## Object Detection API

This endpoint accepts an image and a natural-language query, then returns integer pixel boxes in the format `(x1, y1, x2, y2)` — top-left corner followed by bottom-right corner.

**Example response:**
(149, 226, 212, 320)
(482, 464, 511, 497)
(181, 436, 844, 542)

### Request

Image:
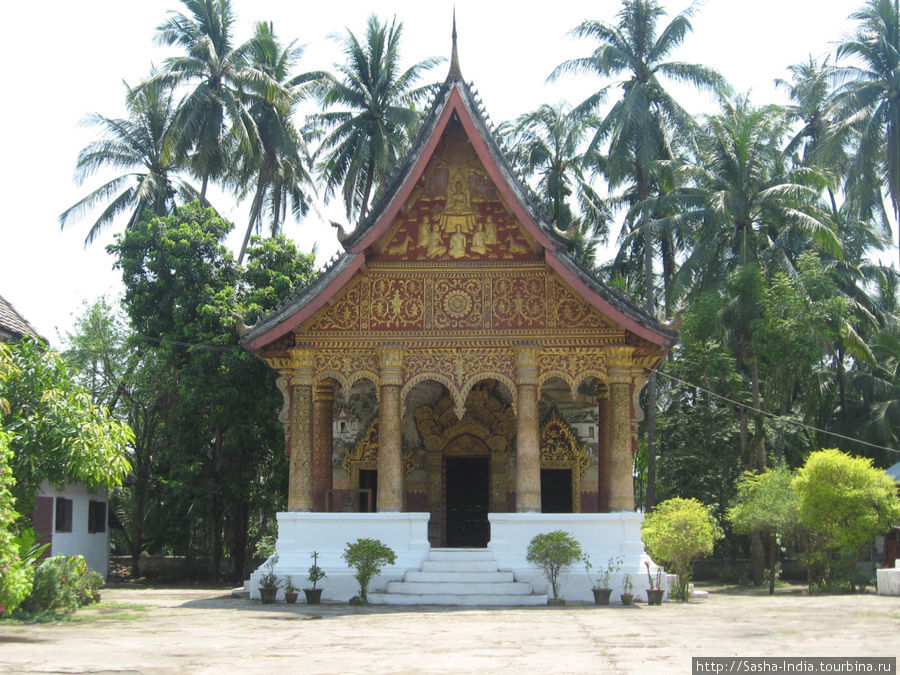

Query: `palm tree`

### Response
(229, 22, 322, 263)
(152, 0, 273, 200)
(504, 103, 609, 267)
(834, 0, 900, 266)
(59, 79, 199, 245)
(312, 14, 441, 220)
(552, 0, 727, 509)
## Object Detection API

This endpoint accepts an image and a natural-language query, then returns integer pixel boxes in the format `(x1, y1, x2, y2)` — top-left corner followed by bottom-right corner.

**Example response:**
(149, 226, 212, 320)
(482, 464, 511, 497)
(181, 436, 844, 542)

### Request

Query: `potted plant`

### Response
(343, 538, 396, 604)
(526, 531, 583, 605)
(584, 554, 623, 605)
(304, 550, 326, 604)
(258, 555, 281, 604)
(620, 573, 634, 605)
(284, 576, 299, 604)
(645, 561, 665, 605)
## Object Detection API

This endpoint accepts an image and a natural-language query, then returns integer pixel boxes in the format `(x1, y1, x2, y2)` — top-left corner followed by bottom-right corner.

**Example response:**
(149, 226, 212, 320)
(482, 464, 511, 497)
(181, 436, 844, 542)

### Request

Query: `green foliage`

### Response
(0, 338, 133, 514)
(642, 498, 720, 601)
(728, 465, 799, 537)
(584, 554, 623, 589)
(0, 428, 33, 616)
(257, 555, 280, 591)
(526, 531, 583, 603)
(792, 448, 900, 589)
(18, 555, 102, 620)
(342, 538, 396, 603)
(307, 551, 326, 589)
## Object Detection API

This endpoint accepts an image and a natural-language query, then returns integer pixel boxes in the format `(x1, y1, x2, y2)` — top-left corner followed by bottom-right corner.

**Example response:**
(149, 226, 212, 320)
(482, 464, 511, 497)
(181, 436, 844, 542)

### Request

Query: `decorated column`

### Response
(288, 347, 315, 511)
(515, 345, 541, 512)
(377, 345, 405, 512)
(597, 384, 611, 512)
(605, 344, 635, 512)
(312, 381, 335, 511)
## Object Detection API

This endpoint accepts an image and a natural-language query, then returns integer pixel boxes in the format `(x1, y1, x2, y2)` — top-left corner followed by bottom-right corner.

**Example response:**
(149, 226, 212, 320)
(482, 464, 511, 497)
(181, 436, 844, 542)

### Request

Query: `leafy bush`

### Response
(0, 429, 34, 616)
(526, 531, 583, 603)
(642, 497, 720, 601)
(342, 538, 396, 603)
(19, 555, 102, 619)
(792, 449, 900, 590)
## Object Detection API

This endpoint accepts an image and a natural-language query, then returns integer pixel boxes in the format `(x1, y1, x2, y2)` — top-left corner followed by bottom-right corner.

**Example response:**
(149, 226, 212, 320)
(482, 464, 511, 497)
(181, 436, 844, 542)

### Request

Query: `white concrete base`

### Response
(248, 512, 429, 601)
(488, 512, 668, 603)
(876, 567, 900, 596)
(247, 511, 667, 604)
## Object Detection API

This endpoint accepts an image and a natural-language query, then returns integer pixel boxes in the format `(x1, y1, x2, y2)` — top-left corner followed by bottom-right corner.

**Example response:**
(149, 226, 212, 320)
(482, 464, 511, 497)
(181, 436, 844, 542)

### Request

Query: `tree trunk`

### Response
(638, 169, 658, 512)
(768, 532, 777, 595)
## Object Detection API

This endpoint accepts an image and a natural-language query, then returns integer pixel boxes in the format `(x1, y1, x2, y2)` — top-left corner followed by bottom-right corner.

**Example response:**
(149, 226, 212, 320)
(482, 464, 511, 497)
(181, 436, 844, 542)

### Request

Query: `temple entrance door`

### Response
(445, 456, 490, 547)
(541, 469, 573, 513)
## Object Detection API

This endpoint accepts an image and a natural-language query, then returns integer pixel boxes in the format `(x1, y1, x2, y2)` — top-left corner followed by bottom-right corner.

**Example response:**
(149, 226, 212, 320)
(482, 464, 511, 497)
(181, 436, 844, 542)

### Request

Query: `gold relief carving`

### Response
(540, 408, 591, 512)
(288, 382, 313, 510)
(493, 276, 545, 328)
(377, 345, 406, 387)
(310, 284, 362, 332)
(342, 418, 415, 508)
(370, 278, 424, 329)
(275, 375, 291, 426)
(605, 344, 635, 384)
(515, 345, 541, 385)
(539, 349, 607, 391)
(314, 352, 378, 393)
(552, 280, 612, 330)
(632, 373, 649, 424)
(432, 277, 483, 329)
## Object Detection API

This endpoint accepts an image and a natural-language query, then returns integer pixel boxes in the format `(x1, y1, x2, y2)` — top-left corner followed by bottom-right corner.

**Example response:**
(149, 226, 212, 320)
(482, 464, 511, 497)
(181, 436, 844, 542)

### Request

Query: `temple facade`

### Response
(242, 36, 675, 603)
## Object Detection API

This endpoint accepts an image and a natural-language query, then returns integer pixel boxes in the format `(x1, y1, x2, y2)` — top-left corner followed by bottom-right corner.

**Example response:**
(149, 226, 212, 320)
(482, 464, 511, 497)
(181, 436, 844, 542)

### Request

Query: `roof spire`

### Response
(448, 7, 462, 82)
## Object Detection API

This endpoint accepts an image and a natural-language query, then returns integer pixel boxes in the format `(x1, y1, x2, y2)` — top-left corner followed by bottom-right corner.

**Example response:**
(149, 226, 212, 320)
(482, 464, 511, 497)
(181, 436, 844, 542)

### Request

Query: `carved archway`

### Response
(342, 418, 415, 511)
(539, 407, 590, 512)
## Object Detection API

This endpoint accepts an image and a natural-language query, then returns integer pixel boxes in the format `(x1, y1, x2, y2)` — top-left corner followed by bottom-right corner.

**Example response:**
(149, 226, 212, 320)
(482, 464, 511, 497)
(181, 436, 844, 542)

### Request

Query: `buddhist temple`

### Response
(242, 23, 675, 604)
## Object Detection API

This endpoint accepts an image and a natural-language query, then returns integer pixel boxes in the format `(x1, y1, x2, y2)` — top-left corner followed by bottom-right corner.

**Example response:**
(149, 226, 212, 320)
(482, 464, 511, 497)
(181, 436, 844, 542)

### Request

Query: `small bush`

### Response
(342, 538, 396, 603)
(526, 531, 583, 603)
(19, 555, 101, 619)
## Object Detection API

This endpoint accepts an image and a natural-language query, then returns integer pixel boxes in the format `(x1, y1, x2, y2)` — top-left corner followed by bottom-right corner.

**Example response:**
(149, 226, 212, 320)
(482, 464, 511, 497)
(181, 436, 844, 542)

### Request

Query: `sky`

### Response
(0, 0, 871, 347)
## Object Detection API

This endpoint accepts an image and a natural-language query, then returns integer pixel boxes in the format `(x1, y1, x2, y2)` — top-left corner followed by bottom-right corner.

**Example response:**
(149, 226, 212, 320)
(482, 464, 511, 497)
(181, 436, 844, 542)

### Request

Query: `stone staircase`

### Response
(369, 548, 547, 606)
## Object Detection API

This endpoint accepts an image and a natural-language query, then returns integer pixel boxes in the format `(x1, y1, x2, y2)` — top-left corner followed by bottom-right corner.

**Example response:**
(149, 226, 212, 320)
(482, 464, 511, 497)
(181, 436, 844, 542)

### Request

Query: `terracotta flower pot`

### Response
(620, 592, 634, 605)
(284, 591, 299, 604)
(592, 588, 613, 605)
(646, 588, 665, 605)
(259, 587, 278, 604)
(304, 588, 323, 604)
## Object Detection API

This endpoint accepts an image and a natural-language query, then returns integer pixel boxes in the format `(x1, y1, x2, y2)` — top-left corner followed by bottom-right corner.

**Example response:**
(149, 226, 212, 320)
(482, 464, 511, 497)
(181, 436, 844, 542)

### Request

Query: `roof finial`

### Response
(448, 7, 462, 82)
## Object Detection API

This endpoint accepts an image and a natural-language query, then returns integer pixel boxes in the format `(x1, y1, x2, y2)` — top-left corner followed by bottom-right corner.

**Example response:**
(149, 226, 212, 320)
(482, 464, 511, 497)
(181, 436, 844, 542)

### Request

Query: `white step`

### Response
(386, 581, 534, 595)
(427, 548, 495, 561)
(404, 570, 514, 583)
(369, 592, 549, 606)
(421, 560, 500, 572)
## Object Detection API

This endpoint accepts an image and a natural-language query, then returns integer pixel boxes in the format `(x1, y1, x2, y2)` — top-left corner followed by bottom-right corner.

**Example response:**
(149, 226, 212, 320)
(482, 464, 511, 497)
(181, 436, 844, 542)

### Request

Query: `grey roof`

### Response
(0, 294, 41, 342)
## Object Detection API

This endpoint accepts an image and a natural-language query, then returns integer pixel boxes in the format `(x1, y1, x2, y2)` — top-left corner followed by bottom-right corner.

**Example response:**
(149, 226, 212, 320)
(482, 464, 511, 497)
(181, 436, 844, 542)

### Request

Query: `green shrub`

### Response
(526, 531, 583, 603)
(19, 554, 102, 619)
(0, 429, 34, 616)
(342, 538, 396, 603)
(642, 497, 720, 601)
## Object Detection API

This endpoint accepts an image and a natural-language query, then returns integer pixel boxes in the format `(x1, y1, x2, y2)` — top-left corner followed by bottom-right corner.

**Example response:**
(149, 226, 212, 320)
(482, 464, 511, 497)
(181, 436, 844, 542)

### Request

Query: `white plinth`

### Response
(248, 512, 430, 601)
(488, 512, 666, 602)
(876, 567, 900, 596)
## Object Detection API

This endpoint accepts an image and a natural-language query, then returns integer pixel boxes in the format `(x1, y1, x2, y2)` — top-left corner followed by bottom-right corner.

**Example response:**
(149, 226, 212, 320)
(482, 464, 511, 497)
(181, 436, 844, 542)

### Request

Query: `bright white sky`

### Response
(0, 0, 872, 346)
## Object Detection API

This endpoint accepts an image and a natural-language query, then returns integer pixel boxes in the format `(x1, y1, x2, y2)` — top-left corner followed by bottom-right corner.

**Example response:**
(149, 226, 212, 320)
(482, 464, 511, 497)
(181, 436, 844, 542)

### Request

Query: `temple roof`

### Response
(0, 294, 41, 342)
(243, 29, 676, 351)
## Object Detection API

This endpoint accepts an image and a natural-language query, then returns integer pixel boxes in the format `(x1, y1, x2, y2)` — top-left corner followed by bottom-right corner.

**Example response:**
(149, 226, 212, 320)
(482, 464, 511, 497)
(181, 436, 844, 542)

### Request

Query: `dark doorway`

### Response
(358, 469, 377, 512)
(445, 456, 490, 547)
(541, 469, 573, 513)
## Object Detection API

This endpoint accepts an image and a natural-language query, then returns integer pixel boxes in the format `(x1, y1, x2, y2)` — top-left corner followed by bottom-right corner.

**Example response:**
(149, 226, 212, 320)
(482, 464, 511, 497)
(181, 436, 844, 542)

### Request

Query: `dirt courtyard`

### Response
(1, 586, 897, 674)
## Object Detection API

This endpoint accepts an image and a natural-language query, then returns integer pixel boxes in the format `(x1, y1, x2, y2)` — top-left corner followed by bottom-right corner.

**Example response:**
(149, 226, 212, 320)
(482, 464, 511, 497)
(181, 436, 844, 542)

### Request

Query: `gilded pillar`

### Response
(515, 345, 541, 513)
(597, 384, 611, 513)
(312, 382, 335, 512)
(287, 348, 315, 512)
(377, 346, 405, 512)
(606, 344, 635, 512)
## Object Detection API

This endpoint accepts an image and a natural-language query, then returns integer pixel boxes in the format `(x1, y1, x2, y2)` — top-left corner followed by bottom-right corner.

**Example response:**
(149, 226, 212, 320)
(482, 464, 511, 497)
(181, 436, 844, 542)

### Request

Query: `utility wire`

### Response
(130, 332, 899, 456)
(656, 369, 900, 456)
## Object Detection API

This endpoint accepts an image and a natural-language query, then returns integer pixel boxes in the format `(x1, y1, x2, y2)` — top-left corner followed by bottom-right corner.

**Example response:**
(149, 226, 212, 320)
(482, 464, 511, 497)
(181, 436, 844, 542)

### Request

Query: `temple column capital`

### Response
(377, 345, 406, 386)
(514, 343, 541, 386)
(604, 343, 635, 385)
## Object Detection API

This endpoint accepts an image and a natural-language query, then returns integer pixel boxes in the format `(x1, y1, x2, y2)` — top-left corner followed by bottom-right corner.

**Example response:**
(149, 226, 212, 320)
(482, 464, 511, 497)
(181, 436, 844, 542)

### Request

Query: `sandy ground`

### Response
(0, 586, 897, 674)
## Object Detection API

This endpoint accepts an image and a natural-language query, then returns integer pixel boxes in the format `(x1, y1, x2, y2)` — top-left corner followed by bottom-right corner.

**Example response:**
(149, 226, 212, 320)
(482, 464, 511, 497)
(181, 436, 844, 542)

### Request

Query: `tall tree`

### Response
(504, 103, 609, 267)
(552, 0, 727, 509)
(312, 14, 441, 220)
(229, 22, 322, 263)
(152, 0, 271, 200)
(834, 0, 900, 265)
(59, 79, 198, 245)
